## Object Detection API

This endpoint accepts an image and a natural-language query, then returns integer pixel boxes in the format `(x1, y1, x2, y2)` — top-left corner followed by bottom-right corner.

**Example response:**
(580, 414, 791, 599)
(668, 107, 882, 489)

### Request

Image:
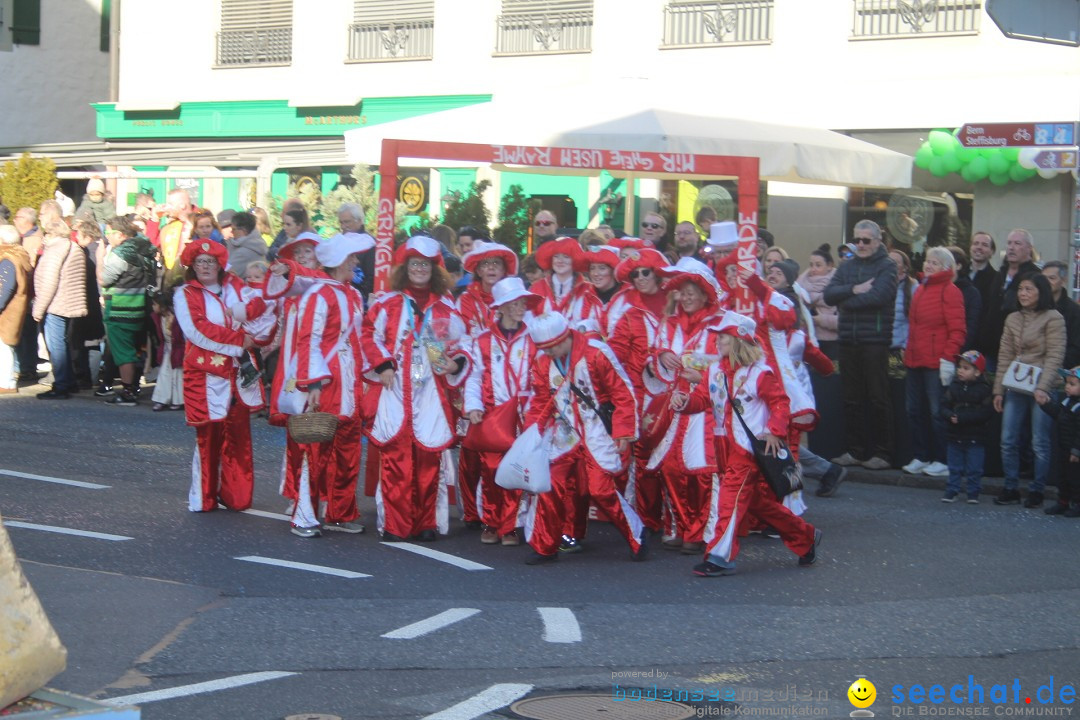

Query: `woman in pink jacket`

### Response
(901, 247, 966, 478)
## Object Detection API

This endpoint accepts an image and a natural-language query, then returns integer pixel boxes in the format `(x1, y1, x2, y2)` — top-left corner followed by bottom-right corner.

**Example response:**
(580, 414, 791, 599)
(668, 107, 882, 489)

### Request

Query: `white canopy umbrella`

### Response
(344, 93, 912, 188)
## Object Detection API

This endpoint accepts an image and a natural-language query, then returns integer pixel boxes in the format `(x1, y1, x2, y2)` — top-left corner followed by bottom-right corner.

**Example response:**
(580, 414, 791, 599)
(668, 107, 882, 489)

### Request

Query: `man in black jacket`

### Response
(824, 219, 898, 470)
(974, 229, 1039, 370)
(1042, 261, 1080, 370)
(968, 231, 997, 311)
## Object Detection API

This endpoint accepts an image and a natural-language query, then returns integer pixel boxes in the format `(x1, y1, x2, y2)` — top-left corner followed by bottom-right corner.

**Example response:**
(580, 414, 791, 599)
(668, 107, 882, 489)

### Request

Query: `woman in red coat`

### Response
(902, 247, 966, 478)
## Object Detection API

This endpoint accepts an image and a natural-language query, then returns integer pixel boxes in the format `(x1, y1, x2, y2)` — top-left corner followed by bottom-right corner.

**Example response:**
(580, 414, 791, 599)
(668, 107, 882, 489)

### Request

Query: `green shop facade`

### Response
(91, 95, 646, 234)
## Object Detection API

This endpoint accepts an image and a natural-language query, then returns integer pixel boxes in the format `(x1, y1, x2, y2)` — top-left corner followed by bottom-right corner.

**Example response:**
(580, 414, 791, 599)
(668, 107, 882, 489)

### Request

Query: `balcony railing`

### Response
(852, 0, 981, 39)
(662, 1, 773, 47)
(348, 19, 434, 62)
(216, 26, 292, 67)
(495, 10, 592, 55)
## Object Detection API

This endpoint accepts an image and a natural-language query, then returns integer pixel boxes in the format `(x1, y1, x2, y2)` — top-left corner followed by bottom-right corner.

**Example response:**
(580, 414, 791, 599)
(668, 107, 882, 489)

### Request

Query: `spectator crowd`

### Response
(2, 183, 1079, 579)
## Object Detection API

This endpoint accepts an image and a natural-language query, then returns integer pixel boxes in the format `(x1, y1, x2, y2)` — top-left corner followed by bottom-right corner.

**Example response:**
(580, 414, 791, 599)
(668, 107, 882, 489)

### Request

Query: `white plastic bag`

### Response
(495, 424, 553, 494)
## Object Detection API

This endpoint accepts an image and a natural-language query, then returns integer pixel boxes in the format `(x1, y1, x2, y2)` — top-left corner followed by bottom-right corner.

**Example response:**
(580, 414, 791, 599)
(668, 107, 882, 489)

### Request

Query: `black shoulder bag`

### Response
(724, 374, 803, 500)
(568, 381, 615, 436)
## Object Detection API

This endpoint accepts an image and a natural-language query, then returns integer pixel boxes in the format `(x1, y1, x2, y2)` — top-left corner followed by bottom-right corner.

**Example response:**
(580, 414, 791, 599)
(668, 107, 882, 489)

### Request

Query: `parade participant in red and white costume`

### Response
(647, 257, 724, 553)
(607, 236, 649, 261)
(283, 233, 373, 537)
(458, 241, 516, 337)
(521, 312, 646, 565)
(455, 241, 517, 528)
(361, 236, 471, 542)
(264, 231, 323, 511)
(605, 247, 671, 530)
(670, 310, 821, 577)
(584, 246, 623, 312)
(463, 277, 543, 545)
(174, 239, 275, 512)
(529, 237, 602, 328)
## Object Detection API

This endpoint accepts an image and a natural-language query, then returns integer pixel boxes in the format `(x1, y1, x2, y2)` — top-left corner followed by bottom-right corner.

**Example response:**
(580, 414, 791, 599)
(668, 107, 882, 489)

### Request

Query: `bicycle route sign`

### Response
(959, 122, 1077, 148)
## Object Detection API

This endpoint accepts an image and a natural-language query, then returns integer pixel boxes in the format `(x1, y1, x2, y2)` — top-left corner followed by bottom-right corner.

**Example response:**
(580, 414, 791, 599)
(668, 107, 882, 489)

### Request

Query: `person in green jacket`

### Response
(100, 215, 156, 405)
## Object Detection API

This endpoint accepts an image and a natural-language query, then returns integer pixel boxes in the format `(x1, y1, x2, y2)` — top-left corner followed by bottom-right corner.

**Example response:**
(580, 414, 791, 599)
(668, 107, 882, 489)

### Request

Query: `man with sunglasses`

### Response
(533, 210, 559, 246)
(640, 212, 668, 253)
(824, 219, 898, 471)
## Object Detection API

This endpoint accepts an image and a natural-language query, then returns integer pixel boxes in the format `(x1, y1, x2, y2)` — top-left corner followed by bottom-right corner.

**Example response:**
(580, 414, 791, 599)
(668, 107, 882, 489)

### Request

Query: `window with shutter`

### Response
(495, 0, 593, 55)
(661, 1, 773, 47)
(348, 0, 434, 62)
(216, 0, 292, 67)
(12, 0, 40, 46)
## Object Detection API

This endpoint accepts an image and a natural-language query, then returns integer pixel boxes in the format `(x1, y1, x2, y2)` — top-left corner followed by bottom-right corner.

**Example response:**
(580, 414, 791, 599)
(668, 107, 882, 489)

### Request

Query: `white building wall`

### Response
(0, 0, 109, 147)
(115, 0, 1080, 132)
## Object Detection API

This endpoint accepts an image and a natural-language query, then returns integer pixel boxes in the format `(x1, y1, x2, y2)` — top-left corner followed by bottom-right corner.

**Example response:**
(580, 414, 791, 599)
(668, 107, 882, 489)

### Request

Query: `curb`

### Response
(838, 466, 1059, 501)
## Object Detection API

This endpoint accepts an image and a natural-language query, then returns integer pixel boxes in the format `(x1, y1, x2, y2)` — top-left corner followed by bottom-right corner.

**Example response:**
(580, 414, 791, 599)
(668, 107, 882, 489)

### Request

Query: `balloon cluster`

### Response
(914, 129, 1039, 186)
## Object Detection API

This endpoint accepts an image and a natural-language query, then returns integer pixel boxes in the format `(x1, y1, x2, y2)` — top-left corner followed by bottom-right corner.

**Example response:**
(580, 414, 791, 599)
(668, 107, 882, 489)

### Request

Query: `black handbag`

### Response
(725, 375, 804, 500)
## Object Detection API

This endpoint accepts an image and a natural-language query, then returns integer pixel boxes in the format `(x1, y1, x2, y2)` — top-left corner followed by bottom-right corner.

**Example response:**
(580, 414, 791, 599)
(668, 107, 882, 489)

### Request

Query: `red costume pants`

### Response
(626, 444, 664, 532)
(704, 455, 815, 568)
(478, 451, 522, 536)
(660, 456, 715, 544)
(190, 401, 253, 512)
(377, 440, 441, 538)
(457, 447, 483, 524)
(529, 446, 644, 557)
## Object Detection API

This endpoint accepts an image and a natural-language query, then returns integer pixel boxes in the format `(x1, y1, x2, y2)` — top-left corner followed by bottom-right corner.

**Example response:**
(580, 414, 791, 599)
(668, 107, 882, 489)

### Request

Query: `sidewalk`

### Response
(839, 464, 1058, 501)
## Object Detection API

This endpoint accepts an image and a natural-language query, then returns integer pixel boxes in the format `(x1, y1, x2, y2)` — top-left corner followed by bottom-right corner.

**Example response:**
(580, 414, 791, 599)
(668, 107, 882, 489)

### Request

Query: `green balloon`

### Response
(942, 154, 962, 173)
(960, 165, 978, 183)
(980, 148, 998, 158)
(967, 156, 989, 180)
(957, 146, 977, 162)
(929, 130, 955, 156)
(929, 156, 947, 177)
(988, 154, 1010, 175)
(914, 145, 934, 169)
(989, 172, 1010, 186)
(1018, 166, 1038, 180)
(1002, 147, 1021, 162)
(1009, 164, 1028, 182)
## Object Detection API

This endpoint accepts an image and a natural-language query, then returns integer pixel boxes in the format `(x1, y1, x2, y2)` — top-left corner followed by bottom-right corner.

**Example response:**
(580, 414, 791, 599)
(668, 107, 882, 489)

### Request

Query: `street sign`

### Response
(959, 122, 1077, 148)
(987, 0, 1080, 47)
(1033, 150, 1078, 170)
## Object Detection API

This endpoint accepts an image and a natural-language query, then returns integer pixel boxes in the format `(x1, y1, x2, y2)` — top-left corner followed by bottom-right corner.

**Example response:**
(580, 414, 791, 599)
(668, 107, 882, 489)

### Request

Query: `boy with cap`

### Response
(522, 312, 647, 565)
(939, 350, 993, 503)
(1039, 366, 1080, 517)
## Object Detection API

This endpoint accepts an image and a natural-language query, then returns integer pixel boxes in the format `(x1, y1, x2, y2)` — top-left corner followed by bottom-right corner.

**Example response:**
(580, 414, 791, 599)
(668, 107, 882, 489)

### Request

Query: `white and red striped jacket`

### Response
(294, 279, 366, 419)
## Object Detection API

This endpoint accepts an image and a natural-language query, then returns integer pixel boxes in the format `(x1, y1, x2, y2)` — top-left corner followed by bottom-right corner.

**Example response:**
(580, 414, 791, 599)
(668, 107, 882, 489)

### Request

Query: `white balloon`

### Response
(1037, 167, 1060, 179)
(1017, 148, 1039, 170)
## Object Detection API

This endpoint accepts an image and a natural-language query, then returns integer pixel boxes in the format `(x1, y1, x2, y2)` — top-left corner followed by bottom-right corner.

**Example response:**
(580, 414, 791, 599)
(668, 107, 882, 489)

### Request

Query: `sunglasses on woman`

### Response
(629, 268, 653, 280)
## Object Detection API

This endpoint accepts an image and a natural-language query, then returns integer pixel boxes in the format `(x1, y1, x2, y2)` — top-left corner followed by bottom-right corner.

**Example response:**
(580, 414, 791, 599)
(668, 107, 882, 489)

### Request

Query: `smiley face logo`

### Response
(848, 677, 876, 709)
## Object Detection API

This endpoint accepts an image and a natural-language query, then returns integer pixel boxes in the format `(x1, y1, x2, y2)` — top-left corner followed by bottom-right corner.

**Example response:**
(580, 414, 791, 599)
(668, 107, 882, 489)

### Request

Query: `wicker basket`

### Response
(287, 412, 339, 444)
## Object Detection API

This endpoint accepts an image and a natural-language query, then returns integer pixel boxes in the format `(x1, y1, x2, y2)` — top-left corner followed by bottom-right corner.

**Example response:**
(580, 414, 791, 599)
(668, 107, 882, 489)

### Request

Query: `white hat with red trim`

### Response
(615, 247, 668, 283)
(462, 240, 518, 276)
(491, 276, 543, 310)
(582, 245, 621, 269)
(278, 231, 321, 261)
(316, 232, 376, 268)
(706, 222, 738, 249)
(712, 310, 757, 340)
(535, 237, 583, 271)
(528, 312, 572, 349)
(394, 235, 445, 268)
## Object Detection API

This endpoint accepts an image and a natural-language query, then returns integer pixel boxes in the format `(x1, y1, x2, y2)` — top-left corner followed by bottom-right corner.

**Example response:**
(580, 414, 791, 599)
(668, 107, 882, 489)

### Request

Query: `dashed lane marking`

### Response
(421, 683, 535, 720)
(381, 608, 481, 639)
(233, 555, 371, 579)
(241, 508, 292, 522)
(381, 542, 493, 571)
(537, 607, 582, 643)
(3, 521, 132, 541)
(100, 671, 298, 706)
(0, 468, 109, 489)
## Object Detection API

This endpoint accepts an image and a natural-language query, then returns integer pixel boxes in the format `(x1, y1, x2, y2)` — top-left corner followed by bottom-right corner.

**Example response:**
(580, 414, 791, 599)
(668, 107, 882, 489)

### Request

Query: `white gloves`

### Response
(939, 359, 956, 386)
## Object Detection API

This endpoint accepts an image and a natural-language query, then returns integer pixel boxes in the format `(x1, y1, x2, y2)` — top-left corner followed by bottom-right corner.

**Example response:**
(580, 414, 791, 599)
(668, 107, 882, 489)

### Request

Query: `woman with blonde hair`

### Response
(762, 246, 789, 271)
(672, 310, 820, 577)
(251, 207, 274, 246)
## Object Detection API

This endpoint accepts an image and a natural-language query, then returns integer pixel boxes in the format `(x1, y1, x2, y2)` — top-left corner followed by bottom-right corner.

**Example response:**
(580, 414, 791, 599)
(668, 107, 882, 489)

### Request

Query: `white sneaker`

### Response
(922, 461, 949, 477)
(902, 459, 929, 474)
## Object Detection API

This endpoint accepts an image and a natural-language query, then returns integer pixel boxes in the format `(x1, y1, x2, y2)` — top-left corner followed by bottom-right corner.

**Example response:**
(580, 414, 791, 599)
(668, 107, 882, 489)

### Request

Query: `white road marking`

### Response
(381, 542, 493, 571)
(422, 683, 534, 720)
(241, 508, 292, 522)
(537, 607, 582, 643)
(381, 608, 481, 639)
(3, 521, 132, 542)
(233, 555, 370, 579)
(0, 468, 109, 489)
(101, 671, 297, 706)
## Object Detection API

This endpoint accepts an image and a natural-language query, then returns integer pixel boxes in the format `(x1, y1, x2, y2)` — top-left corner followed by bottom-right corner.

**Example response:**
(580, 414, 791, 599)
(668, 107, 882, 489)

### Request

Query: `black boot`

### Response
(1023, 491, 1044, 508)
(1045, 501, 1069, 515)
(993, 488, 1022, 505)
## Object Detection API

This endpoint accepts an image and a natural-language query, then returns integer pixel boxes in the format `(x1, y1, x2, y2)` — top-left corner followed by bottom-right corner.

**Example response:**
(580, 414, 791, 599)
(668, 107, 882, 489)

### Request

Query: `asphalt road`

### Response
(2, 387, 1079, 720)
